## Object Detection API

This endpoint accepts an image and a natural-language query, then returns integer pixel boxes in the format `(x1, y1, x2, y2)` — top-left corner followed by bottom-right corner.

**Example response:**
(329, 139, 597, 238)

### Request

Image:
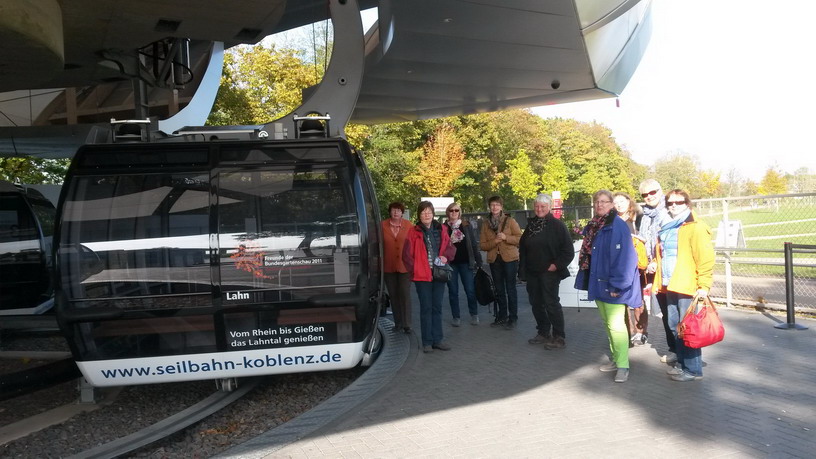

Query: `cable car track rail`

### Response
(67, 377, 261, 459)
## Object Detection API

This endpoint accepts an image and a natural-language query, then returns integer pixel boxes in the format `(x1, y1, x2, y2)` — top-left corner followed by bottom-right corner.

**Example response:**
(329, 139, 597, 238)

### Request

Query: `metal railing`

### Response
(703, 193, 816, 311)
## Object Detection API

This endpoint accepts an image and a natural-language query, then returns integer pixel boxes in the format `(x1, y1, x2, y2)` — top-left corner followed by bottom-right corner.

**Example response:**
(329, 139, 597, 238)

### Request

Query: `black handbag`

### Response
(432, 264, 453, 282)
(474, 266, 496, 305)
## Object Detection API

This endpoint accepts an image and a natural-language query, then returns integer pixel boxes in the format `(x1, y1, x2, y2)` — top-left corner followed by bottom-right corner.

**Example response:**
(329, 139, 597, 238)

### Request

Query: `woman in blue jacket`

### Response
(575, 190, 641, 383)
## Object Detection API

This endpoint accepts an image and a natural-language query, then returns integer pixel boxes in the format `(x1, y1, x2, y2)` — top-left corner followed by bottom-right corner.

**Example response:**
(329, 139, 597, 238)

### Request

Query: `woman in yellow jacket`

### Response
(654, 189, 715, 382)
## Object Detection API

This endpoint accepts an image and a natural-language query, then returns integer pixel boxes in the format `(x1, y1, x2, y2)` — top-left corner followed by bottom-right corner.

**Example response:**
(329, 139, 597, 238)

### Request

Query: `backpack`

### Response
(474, 266, 496, 305)
(633, 235, 648, 271)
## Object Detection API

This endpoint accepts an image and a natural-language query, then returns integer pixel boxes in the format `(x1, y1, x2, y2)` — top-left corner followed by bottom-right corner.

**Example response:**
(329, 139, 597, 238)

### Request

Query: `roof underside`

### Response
(0, 0, 651, 157)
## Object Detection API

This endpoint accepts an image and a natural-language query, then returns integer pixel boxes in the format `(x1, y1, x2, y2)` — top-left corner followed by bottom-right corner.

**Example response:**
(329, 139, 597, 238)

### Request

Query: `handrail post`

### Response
(775, 242, 808, 330)
(724, 251, 733, 307)
(722, 198, 733, 307)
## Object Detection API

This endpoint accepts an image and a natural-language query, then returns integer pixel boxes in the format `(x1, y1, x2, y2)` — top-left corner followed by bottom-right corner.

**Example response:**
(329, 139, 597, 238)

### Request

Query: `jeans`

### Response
(414, 280, 446, 346)
(447, 262, 478, 318)
(666, 291, 703, 376)
(646, 271, 675, 354)
(384, 272, 412, 329)
(656, 291, 676, 353)
(596, 300, 629, 369)
(490, 258, 518, 322)
(526, 271, 565, 338)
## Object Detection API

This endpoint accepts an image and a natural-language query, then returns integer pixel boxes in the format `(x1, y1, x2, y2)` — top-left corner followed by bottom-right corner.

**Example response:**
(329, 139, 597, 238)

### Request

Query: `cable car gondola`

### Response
(0, 180, 56, 315)
(53, 135, 382, 386)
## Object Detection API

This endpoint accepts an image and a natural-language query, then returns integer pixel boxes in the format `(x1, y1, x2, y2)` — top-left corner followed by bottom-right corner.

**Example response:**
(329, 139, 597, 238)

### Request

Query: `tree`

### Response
(698, 170, 722, 198)
(789, 167, 816, 193)
(653, 151, 703, 196)
(361, 124, 422, 216)
(539, 118, 639, 204)
(758, 167, 788, 195)
(723, 168, 743, 197)
(540, 155, 569, 200)
(207, 44, 322, 126)
(405, 124, 465, 197)
(0, 157, 71, 184)
(506, 149, 539, 209)
(744, 179, 759, 196)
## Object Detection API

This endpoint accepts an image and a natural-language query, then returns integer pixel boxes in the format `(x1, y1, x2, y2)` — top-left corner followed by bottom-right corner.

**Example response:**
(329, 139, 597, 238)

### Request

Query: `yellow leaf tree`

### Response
(758, 167, 789, 195)
(406, 124, 465, 196)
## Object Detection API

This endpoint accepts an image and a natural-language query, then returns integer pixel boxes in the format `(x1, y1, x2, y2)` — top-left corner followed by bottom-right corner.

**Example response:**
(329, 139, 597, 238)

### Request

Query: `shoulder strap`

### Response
(465, 224, 476, 268)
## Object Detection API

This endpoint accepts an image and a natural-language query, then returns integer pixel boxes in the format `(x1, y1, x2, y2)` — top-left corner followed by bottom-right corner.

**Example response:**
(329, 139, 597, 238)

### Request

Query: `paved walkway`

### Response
(222, 285, 816, 458)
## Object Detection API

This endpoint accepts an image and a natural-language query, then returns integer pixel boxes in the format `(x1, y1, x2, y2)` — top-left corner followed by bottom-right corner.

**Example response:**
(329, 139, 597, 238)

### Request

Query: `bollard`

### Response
(775, 242, 808, 330)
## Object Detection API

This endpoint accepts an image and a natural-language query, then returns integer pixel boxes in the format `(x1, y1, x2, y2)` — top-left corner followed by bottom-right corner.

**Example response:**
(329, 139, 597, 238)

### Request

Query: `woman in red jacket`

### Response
(403, 201, 456, 353)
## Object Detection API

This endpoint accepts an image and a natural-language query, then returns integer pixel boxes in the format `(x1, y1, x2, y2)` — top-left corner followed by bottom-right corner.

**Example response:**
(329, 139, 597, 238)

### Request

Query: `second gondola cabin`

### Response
(54, 137, 382, 386)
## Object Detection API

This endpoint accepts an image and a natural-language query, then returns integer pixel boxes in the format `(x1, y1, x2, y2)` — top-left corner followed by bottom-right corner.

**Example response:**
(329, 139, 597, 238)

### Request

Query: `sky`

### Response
(533, 0, 816, 182)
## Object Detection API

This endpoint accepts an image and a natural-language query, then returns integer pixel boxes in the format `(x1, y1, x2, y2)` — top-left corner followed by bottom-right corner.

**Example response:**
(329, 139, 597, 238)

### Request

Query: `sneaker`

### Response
(432, 342, 451, 351)
(640, 334, 648, 345)
(666, 366, 683, 376)
(470, 315, 480, 325)
(671, 371, 703, 382)
(660, 352, 678, 364)
(422, 345, 433, 353)
(451, 318, 461, 327)
(528, 334, 551, 345)
(503, 320, 516, 330)
(631, 332, 642, 344)
(614, 368, 630, 383)
(490, 318, 507, 327)
(544, 337, 566, 350)
(599, 362, 617, 372)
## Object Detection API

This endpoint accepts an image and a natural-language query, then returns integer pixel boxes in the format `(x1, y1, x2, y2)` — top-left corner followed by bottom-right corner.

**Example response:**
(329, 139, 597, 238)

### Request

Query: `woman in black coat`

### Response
(518, 193, 575, 350)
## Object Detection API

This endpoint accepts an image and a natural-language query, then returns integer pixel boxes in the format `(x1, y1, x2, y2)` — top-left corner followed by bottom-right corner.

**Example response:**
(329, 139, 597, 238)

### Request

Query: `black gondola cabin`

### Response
(54, 138, 382, 386)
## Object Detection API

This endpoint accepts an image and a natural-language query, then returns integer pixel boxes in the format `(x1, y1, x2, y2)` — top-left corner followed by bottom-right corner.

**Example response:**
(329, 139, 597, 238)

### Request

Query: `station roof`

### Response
(0, 0, 652, 157)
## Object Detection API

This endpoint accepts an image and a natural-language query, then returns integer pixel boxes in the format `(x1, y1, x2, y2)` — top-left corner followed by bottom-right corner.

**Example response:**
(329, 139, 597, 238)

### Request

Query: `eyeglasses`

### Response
(667, 200, 686, 206)
(449, 209, 460, 213)
(595, 200, 612, 205)
(641, 189, 660, 198)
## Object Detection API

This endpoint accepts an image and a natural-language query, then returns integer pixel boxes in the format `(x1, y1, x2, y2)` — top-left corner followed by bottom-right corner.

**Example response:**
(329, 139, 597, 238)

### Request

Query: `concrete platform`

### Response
(222, 281, 816, 458)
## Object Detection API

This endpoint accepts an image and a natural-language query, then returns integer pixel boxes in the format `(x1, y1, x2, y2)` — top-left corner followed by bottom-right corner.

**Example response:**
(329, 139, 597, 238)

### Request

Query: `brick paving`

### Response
(225, 286, 816, 458)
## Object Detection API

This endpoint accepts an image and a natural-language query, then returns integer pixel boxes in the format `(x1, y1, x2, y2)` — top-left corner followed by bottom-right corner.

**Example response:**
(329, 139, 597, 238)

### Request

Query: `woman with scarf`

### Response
(638, 178, 675, 364)
(443, 202, 483, 326)
(479, 195, 522, 329)
(518, 193, 575, 350)
(654, 189, 715, 382)
(382, 202, 414, 334)
(575, 190, 641, 383)
(403, 201, 457, 353)
(613, 191, 649, 347)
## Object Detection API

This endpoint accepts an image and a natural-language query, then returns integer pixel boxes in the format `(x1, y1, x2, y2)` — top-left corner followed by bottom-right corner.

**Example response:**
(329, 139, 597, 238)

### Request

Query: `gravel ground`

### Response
(1, 331, 76, 424)
(1, 331, 365, 458)
(0, 331, 69, 353)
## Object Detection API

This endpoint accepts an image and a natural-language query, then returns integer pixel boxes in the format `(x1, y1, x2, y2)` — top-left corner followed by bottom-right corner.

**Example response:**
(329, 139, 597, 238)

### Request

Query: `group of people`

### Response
(573, 180, 715, 383)
(381, 179, 715, 384)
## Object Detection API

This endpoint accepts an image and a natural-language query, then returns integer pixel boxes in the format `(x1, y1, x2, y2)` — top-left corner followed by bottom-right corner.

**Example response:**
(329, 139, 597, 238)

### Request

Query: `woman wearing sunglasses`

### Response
(638, 179, 675, 364)
(654, 190, 715, 382)
(443, 202, 483, 326)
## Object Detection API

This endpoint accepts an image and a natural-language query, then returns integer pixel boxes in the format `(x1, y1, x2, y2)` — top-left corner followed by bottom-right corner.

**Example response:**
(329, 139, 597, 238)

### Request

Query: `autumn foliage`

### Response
(405, 124, 465, 197)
